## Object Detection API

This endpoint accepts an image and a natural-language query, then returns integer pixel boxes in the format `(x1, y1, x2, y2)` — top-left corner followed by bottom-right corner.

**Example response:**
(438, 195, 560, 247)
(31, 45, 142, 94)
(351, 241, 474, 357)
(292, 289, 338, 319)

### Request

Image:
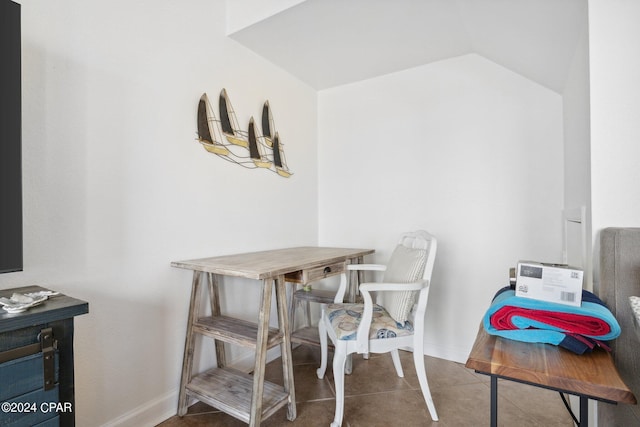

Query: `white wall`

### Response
(562, 12, 592, 286)
(1, 0, 318, 425)
(587, 4, 640, 424)
(318, 54, 565, 362)
(589, 0, 640, 283)
(589, 0, 640, 225)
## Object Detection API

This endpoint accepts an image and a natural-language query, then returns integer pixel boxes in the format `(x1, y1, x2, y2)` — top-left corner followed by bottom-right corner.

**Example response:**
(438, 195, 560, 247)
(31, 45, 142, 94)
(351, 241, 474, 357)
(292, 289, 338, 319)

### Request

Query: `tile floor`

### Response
(157, 345, 574, 426)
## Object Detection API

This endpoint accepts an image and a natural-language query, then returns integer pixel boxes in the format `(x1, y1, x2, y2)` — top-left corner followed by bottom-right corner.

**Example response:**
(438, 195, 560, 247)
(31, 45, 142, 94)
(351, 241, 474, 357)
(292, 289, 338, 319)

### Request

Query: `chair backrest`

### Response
(400, 230, 437, 283)
(380, 231, 437, 323)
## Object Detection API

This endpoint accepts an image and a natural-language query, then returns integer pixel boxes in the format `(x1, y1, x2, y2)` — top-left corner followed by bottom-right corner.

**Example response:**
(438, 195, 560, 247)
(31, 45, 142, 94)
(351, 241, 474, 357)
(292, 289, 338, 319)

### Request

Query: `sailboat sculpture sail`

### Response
(248, 117, 272, 168)
(219, 89, 249, 148)
(261, 100, 274, 148)
(197, 93, 229, 156)
(272, 132, 291, 178)
(262, 101, 292, 177)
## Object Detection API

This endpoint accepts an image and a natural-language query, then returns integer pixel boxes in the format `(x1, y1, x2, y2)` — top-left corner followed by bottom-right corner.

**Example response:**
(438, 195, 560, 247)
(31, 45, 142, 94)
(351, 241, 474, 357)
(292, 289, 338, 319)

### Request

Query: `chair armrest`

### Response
(333, 265, 387, 303)
(355, 279, 431, 353)
(335, 264, 386, 303)
(359, 280, 430, 293)
(347, 264, 387, 272)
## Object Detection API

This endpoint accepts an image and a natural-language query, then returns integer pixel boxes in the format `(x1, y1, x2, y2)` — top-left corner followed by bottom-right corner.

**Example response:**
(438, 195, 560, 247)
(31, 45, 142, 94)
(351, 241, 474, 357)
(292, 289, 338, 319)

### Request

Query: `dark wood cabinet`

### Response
(0, 286, 88, 426)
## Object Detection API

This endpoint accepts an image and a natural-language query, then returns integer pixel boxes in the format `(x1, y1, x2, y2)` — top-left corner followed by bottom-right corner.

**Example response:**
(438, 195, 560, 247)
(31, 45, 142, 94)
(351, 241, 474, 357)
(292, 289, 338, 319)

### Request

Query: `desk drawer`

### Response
(285, 262, 345, 284)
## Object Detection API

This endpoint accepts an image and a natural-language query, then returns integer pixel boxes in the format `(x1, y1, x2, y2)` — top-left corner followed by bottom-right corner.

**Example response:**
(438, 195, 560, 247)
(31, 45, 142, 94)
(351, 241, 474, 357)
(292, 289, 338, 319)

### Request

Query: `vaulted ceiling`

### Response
(229, 0, 588, 93)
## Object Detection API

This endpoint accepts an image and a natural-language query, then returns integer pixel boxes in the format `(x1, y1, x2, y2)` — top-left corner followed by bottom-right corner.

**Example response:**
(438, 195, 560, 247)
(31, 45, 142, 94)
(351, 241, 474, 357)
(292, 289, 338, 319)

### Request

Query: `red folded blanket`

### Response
(491, 305, 612, 336)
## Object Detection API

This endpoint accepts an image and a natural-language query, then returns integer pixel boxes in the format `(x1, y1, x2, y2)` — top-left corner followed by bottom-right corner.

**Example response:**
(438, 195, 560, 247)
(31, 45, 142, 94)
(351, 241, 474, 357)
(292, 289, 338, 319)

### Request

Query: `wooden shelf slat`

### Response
(194, 316, 283, 349)
(186, 367, 290, 424)
(293, 289, 335, 304)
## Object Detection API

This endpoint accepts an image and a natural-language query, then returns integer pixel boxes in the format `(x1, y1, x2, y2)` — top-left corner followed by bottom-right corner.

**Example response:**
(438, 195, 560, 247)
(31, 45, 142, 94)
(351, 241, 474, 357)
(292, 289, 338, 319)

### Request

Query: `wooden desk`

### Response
(465, 324, 636, 427)
(171, 247, 373, 426)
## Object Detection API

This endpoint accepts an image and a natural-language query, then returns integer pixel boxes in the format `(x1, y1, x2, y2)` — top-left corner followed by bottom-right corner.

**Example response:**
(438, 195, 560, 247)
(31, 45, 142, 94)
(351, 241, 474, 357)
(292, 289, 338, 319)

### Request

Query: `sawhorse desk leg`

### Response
(177, 272, 202, 416)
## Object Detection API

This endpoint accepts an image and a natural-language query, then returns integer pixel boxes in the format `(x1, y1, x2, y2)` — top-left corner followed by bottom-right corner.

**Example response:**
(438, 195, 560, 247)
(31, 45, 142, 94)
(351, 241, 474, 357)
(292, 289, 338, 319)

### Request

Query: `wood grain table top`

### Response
(171, 247, 374, 280)
(465, 324, 636, 404)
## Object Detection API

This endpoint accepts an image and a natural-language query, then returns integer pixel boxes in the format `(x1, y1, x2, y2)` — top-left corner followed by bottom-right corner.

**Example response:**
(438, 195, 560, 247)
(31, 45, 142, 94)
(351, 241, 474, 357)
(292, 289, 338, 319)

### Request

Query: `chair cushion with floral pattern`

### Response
(325, 303, 414, 341)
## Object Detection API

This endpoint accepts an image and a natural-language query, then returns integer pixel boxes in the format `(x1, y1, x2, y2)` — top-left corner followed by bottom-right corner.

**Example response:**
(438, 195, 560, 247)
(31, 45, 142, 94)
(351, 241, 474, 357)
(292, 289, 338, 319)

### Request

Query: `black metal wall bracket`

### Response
(39, 327, 56, 391)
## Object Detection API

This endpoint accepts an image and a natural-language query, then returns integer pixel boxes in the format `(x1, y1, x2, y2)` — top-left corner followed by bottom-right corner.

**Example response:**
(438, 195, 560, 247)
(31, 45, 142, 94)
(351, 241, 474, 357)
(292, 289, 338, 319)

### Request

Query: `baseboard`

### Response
(100, 388, 179, 427)
(425, 342, 470, 364)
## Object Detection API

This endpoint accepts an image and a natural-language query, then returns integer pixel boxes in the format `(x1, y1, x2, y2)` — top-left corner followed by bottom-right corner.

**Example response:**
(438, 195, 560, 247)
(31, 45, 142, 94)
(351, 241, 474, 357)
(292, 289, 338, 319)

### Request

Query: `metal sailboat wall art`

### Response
(195, 89, 293, 178)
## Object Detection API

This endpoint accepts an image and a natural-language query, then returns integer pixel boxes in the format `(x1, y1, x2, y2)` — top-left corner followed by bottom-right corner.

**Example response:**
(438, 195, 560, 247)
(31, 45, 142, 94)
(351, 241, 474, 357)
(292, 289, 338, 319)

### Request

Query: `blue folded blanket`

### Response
(483, 286, 621, 354)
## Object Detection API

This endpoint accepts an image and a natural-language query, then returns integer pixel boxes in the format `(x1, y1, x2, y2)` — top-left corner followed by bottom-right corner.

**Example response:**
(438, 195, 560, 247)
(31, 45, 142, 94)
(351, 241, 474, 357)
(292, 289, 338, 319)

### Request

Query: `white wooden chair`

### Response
(316, 230, 439, 426)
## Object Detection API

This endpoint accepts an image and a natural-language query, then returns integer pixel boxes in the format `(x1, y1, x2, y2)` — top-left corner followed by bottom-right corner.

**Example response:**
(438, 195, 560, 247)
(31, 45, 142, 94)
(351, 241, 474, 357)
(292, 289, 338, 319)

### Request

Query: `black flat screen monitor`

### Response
(0, 0, 23, 273)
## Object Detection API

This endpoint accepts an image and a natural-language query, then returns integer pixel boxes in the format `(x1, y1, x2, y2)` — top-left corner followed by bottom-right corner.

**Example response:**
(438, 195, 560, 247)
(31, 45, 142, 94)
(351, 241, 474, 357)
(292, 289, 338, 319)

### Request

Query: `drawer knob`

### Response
(324, 267, 332, 274)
